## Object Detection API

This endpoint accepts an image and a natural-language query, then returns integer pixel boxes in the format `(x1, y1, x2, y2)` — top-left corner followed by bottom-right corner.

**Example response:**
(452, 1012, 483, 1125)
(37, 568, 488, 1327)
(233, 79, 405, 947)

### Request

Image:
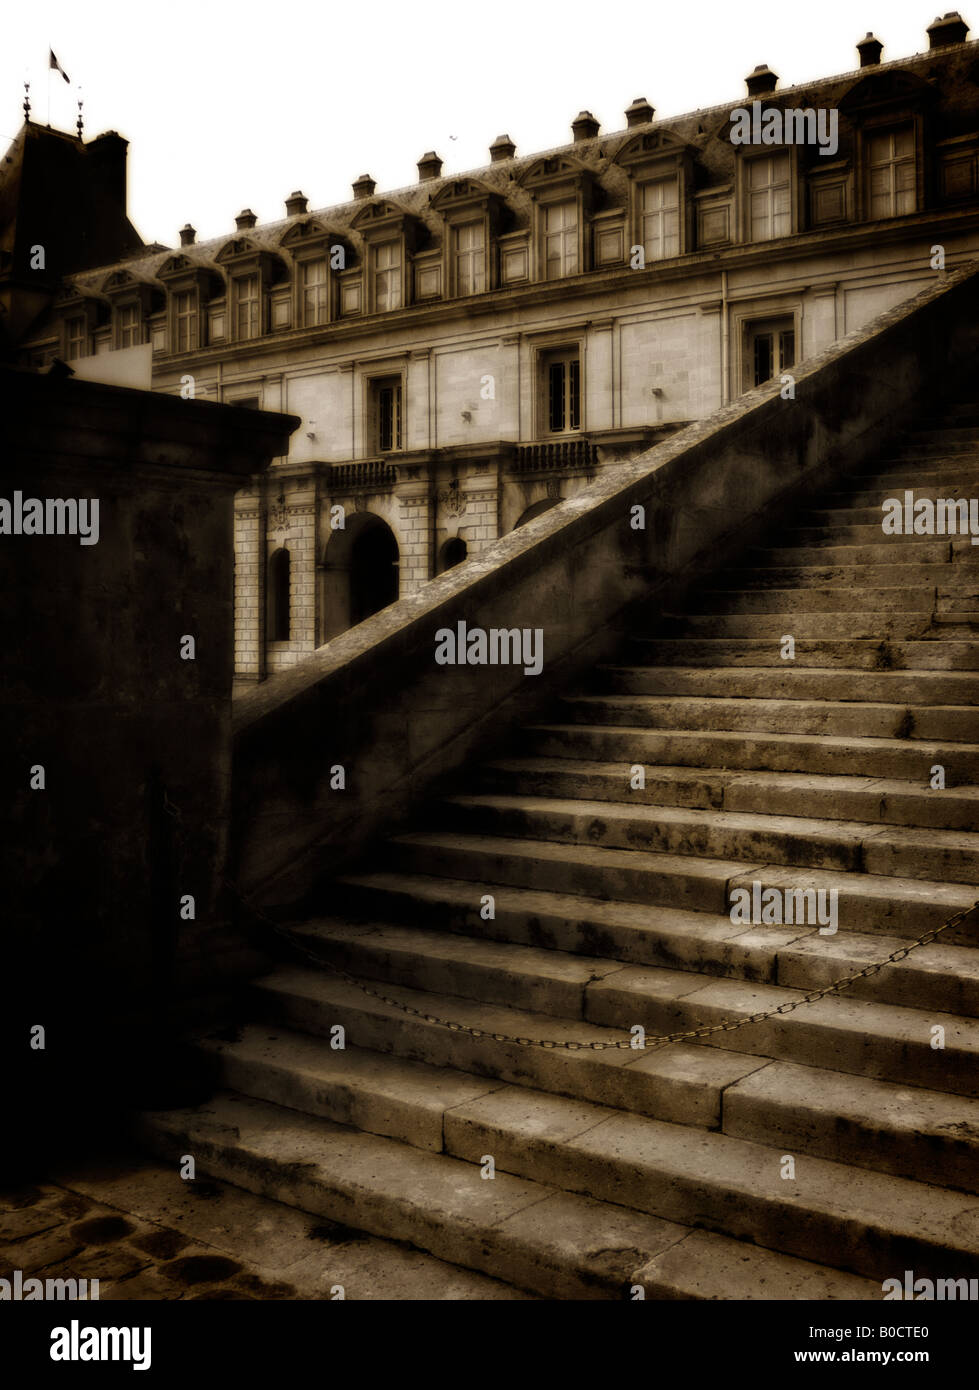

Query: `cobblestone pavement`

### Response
(0, 1151, 531, 1300)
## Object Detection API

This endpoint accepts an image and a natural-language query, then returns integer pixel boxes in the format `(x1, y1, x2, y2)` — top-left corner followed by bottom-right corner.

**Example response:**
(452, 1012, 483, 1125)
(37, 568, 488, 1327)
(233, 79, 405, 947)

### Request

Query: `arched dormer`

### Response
(215, 237, 287, 342)
(840, 69, 937, 221)
(516, 154, 596, 280)
(100, 268, 164, 350)
(349, 199, 423, 314)
(608, 129, 696, 265)
(429, 178, 508, 297)
(279, 219, 356, 326)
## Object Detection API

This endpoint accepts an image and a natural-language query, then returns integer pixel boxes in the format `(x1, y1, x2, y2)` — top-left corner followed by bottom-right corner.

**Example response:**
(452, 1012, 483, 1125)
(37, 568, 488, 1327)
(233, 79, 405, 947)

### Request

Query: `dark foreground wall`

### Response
(0, 366, 296, 1174)
(233, 261, 979, 911)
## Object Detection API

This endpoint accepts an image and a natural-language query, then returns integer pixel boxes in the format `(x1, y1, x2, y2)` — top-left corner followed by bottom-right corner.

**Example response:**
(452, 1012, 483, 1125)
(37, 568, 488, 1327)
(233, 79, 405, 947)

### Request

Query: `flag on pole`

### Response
(49, 50, 70, 83)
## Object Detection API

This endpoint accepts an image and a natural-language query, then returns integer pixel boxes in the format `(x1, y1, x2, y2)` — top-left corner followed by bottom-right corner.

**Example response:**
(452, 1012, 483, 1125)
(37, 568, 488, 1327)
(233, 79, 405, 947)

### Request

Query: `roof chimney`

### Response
(235, 208, 257, 230)
(417, 151, 443, 182)
(179, 223, 196, 246)
(352, 173, 376, 200)
(625, 97, 655, 128)
(490, 133, 516, 162)
(745, 64, 778, 97)
(856, 32, 884, 66)
(285, 190, 308, 216)
(927, 11, 970, 46)
(572, 110, 600, 142)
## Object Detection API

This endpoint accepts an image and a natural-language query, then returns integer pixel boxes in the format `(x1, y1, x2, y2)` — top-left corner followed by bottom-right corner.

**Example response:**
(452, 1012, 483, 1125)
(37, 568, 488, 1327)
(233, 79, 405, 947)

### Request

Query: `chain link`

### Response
(221, 865, 979, 1052)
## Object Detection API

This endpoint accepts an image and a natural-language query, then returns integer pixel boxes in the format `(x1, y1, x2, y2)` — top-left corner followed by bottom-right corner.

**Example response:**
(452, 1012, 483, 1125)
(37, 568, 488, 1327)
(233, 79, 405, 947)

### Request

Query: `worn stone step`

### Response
(558, 693, 979, 743)
(657, 610, 939, 639)
(723, 1060, 979, 1193)
(479, 755, 979, 831)
(522, 722, 979, 784)
(440, 1083, 979, 1282)
(137, 1092, 881, 1299)
(691, 585, 936, 615)
(626, 636, 979, 670)
(585, 966, 979, 1095)
(719, 563, 960, 590)
(438, 792, 979, 883)
(254, 967, 767, 1129)
(385, 829, 979, 938)
(597, 663, 979, 707)
(747, 541, 951, 566)
(335, 870, 979, 1013)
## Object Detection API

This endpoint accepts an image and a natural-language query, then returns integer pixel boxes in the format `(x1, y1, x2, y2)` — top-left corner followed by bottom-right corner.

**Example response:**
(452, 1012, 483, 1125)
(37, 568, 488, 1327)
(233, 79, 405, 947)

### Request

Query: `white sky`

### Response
(1, 1, 961, 247)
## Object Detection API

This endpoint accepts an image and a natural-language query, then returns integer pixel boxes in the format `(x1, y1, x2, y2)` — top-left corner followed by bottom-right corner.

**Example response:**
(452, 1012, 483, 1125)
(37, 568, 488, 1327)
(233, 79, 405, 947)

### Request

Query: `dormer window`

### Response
(746, 153, 791, 242)
(174, 290, 198, 352)
(640, 177, 680, 261)
(118, 302, 142, 348)
(65, 315, 87, 360)
(234, 274, 260, 339)
(453, 221, 486, 296)
(543, 200, 579, 279)
(868, 127, 916, 218)
(299, 257, 328, 326)
(373, 240, 402, 312)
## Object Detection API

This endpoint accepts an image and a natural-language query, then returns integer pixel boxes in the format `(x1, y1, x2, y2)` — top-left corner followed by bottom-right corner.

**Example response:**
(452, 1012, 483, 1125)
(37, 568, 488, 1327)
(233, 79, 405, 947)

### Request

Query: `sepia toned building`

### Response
(8, 11, 979, 681)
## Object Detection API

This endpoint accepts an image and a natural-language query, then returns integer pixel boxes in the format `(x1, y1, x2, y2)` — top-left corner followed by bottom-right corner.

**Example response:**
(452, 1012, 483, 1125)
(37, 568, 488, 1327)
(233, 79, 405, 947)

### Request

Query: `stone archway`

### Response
(513, 496, 562, 529)
(438, 536, 468, 573)
(319, 512, 400, 644)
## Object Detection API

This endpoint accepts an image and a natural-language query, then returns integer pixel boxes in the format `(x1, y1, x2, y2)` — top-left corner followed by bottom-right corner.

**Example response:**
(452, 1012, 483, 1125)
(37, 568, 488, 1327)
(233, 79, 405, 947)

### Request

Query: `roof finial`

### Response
(76, 96, 83, 139)
(23, 80, 31, 122)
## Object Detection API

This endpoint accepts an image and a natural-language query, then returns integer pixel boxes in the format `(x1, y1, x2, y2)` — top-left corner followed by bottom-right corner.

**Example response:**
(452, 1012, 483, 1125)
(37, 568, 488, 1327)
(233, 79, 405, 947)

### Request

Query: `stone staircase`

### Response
(143, 402, 979, 1300)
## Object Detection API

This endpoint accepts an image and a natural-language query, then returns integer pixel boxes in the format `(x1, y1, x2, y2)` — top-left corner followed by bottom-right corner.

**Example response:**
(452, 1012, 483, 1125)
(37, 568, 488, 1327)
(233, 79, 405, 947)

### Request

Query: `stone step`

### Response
(656, 611, 939, 639)
(557, 692, 979, 743)
(206, 1023, 979, 1199)
(521, 722, 979, 784)
(723, 1060, 979, 1194)
(336, 869, 979, 1013)
(437, 1082, 979, 1283)
(254, 967, 766, 1129)
(385, 829, 979, 938)
(714, 564, 961, 591)
(819, 481, 979, 510)
(846, 461, 979, 486)
(288, 919, 979, 1097)
(626, 636, 979, 670)
(747, 541, 951, 566)
(690, 585, 936, 615)
(479, 755, 979, 831)
(137, 1091, 882, 1298)
(436, 792, 979, 883)
(596, 663, 979, 707)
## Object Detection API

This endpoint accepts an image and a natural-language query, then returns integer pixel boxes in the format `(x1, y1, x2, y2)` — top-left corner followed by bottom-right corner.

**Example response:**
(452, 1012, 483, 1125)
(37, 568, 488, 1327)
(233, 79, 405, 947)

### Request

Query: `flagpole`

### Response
(47, 41, 51, 125)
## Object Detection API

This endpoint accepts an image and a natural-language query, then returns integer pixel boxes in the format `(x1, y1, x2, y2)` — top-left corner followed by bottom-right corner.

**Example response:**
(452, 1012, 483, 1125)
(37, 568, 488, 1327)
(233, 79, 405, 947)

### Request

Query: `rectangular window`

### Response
(641, 178, 680, 261)
(453, 221, 486, 296)
(746, 154, 791, 242)
(372, 377, 403, 452)
(235, 274, 260, 339)
(868, 128, 916, 219)
(119, 302, 141, 348)
(174, 291, 198, 352)
(65, 315, 86, 360)
(745, 316, 796, 389)
(543, 200, 578, 280)
(542, 348, 581, 434)
(300, 259, 328, 326)
(374, 240, 402, 312)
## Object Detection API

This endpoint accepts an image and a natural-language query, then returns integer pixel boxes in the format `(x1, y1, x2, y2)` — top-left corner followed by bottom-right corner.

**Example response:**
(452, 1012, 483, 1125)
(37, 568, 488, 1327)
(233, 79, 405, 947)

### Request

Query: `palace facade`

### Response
(8, 11, 979, 680)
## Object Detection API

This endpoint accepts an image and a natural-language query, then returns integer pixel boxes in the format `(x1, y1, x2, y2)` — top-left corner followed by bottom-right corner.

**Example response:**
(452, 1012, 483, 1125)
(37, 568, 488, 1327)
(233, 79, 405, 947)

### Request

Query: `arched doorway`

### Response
(514, 496, 562, 529)
(350, 519, 399, 626)
(438, 536, 467, 573)
(320, 512, 400, 643)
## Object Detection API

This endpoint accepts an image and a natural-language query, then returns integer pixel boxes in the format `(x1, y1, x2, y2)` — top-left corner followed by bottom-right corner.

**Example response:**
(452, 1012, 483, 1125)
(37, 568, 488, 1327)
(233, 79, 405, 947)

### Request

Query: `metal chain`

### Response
(220, 863, 979, 1052)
